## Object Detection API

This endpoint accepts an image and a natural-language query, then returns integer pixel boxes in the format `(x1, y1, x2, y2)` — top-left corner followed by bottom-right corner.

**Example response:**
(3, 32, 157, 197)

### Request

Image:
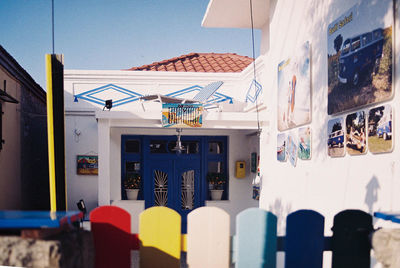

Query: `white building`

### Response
(203, 0, 400, 254)
(64, 53, 265, 233)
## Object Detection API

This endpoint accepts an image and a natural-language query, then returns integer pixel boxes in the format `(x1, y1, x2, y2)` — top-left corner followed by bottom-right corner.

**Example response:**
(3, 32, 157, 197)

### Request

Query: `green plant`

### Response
(206, 172, 226, 190)
(124, 173, 141, 189)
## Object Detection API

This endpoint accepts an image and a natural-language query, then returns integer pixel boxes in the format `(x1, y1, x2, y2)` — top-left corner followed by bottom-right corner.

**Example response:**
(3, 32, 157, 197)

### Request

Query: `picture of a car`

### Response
(376, 115, 392, 140)
(338, 28, 384, 86)
(328, 130, 344, 148)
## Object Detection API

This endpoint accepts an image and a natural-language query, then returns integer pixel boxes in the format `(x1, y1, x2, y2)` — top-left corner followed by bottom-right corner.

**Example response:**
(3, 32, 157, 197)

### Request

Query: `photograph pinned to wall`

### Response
(286, 133, 298, 167)
(277, 133, 287, 162)
(368, 105, 393, 154)
(77, 155, 98, 175)
(328, 117, 346, 157)
(298, 126, 311, 160)
(346, 111, 367, 155)
(277, 41, 311, 131)
(327, 0, 393, 115)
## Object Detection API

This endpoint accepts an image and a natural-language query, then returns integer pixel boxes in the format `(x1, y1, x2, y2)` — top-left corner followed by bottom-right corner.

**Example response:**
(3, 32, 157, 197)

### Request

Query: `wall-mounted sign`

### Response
(77, 155, 98, 175)
(327, 0, 393, 115)
(162, 103, 203, 128)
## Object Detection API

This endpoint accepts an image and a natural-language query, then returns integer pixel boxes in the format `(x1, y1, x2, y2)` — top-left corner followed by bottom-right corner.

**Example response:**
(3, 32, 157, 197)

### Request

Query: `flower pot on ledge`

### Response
(210, 189, 224, 200)
(126, 189, 139, 200)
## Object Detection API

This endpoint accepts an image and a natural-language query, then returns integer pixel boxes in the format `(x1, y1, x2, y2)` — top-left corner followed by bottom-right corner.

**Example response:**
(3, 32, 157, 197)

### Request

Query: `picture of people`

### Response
(368, 105, 393, 154)
(277, 133, 287, 162)
(298, 127, 311, 160)
(346, 111, 367, 155)
(286, 133, 298, 167)
(277, 41, 311, 131)
(328, 117, 345, 157)
(327, 0, 393, 115)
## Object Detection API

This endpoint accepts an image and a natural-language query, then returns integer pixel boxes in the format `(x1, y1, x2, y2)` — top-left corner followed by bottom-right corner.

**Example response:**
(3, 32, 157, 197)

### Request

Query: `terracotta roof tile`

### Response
(127, 53, 253, 73)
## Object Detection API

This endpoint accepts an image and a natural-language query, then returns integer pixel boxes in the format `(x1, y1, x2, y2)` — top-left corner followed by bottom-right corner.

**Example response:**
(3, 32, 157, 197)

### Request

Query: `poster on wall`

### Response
(77, 155, 98, 175)
(298, 126, 311, 160)
(346, 111, 367, 155)
(368, 105, 393, 154)
(286, 133, 298, 167)
(277, 133, 287, 162)
(327, 0, 393, 115)
(328, 117, 346, 157)
(277, 41, 311, 131)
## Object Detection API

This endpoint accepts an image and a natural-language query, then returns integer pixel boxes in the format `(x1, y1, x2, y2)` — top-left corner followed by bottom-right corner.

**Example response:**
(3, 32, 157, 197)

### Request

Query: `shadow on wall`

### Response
(268, 198, 292, 234)
(365, 175, 380, 214)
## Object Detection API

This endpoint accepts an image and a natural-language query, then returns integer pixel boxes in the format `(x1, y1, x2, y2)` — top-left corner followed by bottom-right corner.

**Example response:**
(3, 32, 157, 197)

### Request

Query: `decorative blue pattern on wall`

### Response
(246, 80, 263, 103)
(74, 83, 233, 107)
(74, 84, 143, 107)
(166, 85, 233, 105)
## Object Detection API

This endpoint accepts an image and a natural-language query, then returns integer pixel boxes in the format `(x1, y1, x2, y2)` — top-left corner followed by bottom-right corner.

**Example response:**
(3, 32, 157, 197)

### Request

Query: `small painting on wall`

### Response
(346, 111, 367, 155)
(298, 126, 311, 160)
(77, 155, 98, 175)
(286, 133, 298, 167)
(368, 105, 393, 154)
(327, 0, 393, 115)
(277, 41, 311, 131)
(328, 117, 346, 157)
(277, 133, 287, 162)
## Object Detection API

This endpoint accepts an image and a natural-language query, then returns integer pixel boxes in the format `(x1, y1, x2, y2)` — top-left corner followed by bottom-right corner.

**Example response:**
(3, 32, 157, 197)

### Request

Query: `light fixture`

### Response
(103, 99, 112, 111)
(171, 128, 186, 154)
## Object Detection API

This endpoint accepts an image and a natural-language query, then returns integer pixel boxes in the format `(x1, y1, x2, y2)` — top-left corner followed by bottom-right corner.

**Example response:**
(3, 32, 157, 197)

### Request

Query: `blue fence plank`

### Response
(331, 210, 373, 268)
(285, 210, 325, 268)
(235, 208, 277, 268)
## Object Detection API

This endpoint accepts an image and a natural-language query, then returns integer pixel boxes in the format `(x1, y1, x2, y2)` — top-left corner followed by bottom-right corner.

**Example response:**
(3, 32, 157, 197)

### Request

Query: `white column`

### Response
(98, 118, 111, 205)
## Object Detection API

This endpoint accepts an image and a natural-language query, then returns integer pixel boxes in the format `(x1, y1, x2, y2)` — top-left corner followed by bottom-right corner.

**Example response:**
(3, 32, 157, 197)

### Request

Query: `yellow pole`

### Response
(46, 54, 57, 212)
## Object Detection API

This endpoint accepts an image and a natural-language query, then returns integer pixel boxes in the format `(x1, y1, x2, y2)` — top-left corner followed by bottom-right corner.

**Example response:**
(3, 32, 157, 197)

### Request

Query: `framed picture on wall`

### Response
(77, 155, 98, 175)
(277, 41, 311, 131)
(368, 104, 393, 154)
(328, 117, 346, 157)
(298, 126, 311, 160)
(286, 133, 298, 167)
(345, 111, 367, 155)
(277, 133, 287, 162)
(327, 0, 393, 115)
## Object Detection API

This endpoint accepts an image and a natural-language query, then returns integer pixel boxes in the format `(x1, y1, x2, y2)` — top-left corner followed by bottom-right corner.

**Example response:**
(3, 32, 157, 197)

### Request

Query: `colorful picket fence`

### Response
(90, 206, 373, 268)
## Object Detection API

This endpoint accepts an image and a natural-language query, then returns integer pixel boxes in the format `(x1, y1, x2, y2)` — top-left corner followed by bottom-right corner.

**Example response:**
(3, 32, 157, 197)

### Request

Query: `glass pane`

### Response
(208, 141, 223, 154)
(125, 140, 140, 153)
(126, 161, 140, 172)
(168, 141, 199, 154)
(150, 140, 168, 153)
(181, 170, 194, 210)
(208, 161, 223, 173)
(154, 170, 168, 206)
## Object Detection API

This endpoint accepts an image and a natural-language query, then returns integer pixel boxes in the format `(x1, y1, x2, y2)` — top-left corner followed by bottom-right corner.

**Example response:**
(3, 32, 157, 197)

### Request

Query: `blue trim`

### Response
(246, 79, 263, 103)
(74, 84, 143, 107)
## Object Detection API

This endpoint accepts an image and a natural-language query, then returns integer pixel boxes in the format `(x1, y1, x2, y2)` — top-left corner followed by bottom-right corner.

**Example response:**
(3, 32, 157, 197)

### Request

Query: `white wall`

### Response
(258, 0, 399, 266)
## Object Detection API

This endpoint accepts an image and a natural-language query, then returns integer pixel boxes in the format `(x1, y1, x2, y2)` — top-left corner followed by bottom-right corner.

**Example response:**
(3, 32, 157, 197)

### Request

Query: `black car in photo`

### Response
(338, 28, 384, 86)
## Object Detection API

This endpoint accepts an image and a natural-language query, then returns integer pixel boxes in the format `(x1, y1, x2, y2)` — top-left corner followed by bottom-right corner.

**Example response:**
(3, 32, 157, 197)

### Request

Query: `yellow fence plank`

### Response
(139, 207, 181, 268)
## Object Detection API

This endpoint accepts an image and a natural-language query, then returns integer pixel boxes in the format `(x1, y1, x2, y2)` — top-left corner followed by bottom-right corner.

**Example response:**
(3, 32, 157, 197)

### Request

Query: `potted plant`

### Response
(207, 172, 226, 200)
(124, 173, 141, 200)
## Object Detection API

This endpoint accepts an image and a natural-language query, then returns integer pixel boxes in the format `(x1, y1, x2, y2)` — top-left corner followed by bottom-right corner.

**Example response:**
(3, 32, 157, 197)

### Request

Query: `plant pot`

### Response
(210, 189, 224, 200)
(126, 189, 139, 200)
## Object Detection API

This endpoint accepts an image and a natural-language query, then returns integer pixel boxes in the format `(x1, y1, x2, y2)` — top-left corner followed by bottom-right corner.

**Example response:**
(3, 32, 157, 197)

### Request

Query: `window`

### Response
(341, 40, 351, 55)
(351, 37, 361, 51)
(206, 137, 228, 200)
(150, 140, 168, 153)
(125, 140, 140, 153)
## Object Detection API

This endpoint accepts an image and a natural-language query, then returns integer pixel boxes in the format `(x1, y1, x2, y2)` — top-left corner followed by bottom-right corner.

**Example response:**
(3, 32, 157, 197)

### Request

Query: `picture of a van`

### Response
(338, 28, 384, 86)
(376, 115, 392, 140)
(328, 129, 344, 148)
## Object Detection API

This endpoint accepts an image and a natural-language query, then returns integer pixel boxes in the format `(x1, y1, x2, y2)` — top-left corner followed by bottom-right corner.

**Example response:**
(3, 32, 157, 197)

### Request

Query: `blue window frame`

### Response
(121, 135, 228, 203)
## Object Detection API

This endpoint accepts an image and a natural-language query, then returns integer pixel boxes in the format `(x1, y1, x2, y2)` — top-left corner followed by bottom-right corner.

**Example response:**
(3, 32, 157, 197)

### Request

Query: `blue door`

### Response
(143, 136, 202, 233)
(121, 135, 227, 233)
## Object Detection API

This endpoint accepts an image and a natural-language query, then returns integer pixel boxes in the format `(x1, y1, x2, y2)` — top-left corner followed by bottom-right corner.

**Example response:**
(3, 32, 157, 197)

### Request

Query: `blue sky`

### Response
(0, 0, 260, 90)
